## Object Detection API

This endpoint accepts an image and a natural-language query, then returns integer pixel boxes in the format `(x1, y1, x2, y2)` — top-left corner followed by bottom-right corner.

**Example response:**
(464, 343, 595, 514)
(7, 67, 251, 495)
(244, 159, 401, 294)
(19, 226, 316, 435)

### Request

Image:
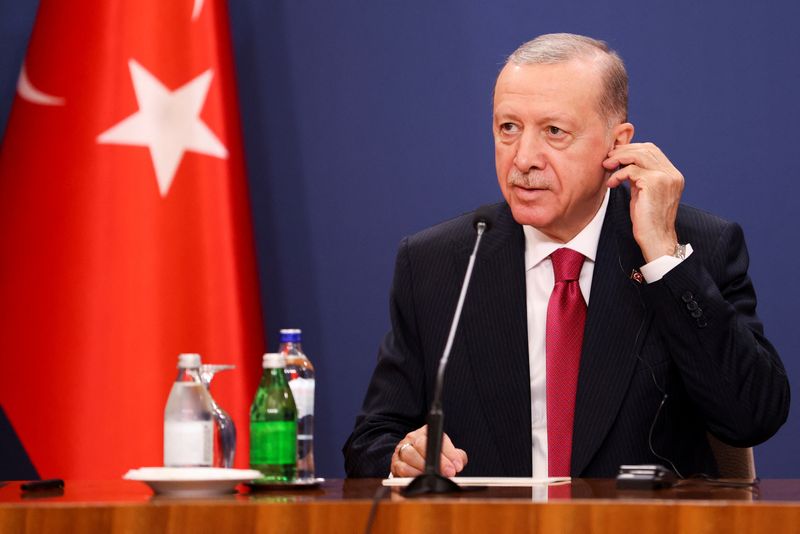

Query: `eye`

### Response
(499, 122, 520, 134)
(546, 125, 565, 136)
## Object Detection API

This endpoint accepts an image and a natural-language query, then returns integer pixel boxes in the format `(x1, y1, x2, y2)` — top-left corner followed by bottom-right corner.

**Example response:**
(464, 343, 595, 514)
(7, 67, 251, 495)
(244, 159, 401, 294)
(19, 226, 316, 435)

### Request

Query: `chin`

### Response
(507, 202, 555, 229)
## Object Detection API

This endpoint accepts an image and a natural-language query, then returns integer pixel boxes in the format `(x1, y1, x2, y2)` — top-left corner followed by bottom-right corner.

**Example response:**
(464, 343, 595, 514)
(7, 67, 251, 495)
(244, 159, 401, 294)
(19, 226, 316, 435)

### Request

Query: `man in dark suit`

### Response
(343, 33, 789, 479)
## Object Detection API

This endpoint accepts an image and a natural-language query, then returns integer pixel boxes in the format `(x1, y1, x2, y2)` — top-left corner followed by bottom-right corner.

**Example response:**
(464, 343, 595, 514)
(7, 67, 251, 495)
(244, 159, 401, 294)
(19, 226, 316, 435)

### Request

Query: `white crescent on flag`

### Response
(16, 62, 65, 106)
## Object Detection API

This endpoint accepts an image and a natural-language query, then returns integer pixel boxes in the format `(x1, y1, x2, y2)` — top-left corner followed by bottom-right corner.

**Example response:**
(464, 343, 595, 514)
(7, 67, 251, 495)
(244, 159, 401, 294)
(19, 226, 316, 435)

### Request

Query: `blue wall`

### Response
(2, 0, 798, 478)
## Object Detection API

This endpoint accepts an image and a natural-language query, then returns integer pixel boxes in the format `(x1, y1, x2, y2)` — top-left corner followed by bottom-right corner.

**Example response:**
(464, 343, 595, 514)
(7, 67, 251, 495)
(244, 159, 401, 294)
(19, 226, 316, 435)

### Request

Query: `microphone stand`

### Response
(402, 219, 488, 497)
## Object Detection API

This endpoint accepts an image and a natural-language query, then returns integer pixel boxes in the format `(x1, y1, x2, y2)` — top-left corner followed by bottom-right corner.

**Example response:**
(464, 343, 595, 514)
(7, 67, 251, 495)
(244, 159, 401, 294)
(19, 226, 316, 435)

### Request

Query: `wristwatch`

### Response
(672, 243, 687, 260)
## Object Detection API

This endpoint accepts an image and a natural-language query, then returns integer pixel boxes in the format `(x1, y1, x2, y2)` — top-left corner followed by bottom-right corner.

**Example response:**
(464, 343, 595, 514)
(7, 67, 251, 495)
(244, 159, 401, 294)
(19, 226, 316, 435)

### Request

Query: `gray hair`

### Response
(506, 33, 628, 125)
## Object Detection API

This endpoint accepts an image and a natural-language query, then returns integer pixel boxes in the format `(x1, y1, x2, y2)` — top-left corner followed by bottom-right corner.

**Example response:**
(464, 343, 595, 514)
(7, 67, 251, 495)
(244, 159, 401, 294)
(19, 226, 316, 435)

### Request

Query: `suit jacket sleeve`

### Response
(343, 236, 428, 477)
(641, 219, 790, 447)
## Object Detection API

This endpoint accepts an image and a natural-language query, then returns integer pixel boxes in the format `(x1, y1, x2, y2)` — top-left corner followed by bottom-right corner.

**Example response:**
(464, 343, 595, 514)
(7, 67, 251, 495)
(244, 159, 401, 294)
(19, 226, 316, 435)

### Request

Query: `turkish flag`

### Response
(0, 0, 264, 479)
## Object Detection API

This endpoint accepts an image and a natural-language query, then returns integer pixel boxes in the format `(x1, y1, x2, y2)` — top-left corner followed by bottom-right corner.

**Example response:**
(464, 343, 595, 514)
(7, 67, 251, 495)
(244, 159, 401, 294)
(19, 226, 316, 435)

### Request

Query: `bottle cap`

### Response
(262, 352, 286, 369)
(177, 353, 202, 368)
(279, 328, 302, 343)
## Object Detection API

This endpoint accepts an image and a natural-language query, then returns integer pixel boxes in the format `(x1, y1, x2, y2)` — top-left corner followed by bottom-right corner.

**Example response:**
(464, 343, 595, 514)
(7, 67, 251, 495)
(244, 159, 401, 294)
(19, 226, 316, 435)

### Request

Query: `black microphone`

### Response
(402, 205, 494, 497)
(472, 204, 494, 232)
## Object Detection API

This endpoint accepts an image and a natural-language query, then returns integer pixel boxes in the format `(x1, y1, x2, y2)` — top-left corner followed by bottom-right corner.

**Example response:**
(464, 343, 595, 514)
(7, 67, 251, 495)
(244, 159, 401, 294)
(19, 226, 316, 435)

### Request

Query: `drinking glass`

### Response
(199, 364, 236, 468)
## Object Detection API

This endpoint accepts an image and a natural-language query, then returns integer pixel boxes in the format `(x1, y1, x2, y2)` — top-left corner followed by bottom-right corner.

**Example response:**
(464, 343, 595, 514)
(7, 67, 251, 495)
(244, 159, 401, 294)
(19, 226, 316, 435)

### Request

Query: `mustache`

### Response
(507, 168, 551, 189)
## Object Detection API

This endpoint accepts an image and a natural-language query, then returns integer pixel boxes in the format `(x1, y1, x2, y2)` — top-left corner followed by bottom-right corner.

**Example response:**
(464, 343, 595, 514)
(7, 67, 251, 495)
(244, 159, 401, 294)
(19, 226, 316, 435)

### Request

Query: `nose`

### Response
(513, 131, 546, 173)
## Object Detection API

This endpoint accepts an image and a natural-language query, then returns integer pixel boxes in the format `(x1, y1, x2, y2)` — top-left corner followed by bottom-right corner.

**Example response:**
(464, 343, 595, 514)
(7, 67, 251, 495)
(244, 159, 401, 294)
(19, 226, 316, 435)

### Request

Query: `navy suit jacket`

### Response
(343, 186, 789, 477)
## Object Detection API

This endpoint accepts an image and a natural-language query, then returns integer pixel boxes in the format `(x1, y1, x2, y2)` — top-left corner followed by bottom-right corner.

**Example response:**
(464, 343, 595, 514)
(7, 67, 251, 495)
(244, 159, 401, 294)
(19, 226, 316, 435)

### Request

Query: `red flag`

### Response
(0, 0, 264, 479)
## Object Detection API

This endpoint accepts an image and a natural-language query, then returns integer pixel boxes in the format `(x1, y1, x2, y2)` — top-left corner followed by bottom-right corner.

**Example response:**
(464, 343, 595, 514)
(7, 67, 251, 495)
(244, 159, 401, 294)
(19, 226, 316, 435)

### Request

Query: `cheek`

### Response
(495, 167, 511, 202)
(572, 151, 610, 188)
(494, 145, 513, 177)
(494, 146, 506, 183)
(494, 147, 513, 201)
(550, 147, 603, 192)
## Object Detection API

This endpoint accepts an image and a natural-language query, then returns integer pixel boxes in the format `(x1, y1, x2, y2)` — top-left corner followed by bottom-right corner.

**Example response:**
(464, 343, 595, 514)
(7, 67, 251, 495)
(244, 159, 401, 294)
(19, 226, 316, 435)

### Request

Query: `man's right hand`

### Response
(390, 424, 468, 477)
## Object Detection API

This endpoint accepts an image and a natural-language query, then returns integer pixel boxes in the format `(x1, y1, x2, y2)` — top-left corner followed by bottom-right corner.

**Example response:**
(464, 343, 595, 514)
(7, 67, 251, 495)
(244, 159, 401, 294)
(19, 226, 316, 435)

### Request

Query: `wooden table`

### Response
(1, 478, 799, 534)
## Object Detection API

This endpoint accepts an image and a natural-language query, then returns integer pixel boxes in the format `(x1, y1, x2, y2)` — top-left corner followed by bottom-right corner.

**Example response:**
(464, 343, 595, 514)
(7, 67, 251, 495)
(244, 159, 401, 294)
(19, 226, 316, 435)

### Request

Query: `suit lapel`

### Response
(456, 203, 532, 475)
(571, 187, 649, 475)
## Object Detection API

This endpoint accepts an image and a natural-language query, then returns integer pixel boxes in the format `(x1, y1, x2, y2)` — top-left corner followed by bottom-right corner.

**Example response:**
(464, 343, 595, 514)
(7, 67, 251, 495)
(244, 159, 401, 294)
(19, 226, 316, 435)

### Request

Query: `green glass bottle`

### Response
(250, 353, 298, 482)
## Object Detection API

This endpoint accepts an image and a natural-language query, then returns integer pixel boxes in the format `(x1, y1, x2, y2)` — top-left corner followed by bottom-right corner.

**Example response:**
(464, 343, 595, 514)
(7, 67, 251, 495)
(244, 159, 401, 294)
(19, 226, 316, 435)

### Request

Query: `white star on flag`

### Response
(97, 59, 228, 197)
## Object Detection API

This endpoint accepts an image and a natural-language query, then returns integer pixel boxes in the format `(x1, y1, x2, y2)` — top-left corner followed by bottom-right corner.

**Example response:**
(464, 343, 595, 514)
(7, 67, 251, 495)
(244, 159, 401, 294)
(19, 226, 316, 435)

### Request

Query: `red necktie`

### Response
(546, 248, 586, 477)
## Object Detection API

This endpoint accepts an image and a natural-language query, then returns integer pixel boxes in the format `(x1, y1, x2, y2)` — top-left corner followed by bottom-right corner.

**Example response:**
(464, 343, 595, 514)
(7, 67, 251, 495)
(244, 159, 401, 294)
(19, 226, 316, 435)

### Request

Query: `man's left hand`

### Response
(604, 142, 684, 263)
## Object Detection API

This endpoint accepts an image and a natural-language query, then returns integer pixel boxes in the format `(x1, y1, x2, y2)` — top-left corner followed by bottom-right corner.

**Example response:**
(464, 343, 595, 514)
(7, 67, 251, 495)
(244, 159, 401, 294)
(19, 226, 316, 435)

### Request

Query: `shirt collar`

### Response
(523, 188, 610, 271)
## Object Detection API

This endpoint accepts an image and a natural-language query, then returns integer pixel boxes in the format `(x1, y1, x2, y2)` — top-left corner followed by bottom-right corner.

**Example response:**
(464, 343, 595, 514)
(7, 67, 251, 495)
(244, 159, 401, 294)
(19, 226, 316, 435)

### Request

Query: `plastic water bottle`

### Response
(279, 328, 315, 481)
(250, 352, 297, 481)
(163, 353, 215, 467)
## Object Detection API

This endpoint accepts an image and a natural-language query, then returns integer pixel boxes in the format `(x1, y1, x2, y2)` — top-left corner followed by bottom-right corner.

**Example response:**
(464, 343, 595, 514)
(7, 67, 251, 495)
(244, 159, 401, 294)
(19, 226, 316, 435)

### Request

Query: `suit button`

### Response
(682, 291, 693, 303)
(687, 301, 699, 311)
(691, 309, 703, 318)
(697, 318, 708, 328)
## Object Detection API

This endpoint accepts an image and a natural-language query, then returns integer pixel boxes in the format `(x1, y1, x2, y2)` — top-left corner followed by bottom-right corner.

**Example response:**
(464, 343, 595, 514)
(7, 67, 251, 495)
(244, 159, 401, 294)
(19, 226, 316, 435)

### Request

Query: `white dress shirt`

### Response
(524, 189, 691, 478)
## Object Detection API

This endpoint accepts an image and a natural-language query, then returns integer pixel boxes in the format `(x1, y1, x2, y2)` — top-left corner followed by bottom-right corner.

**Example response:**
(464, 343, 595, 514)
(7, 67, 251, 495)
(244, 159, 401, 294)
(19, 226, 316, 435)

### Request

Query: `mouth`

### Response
(511, 184, 549, 201)
(510, 181, 549, 191)
(512, 183, 547, 190)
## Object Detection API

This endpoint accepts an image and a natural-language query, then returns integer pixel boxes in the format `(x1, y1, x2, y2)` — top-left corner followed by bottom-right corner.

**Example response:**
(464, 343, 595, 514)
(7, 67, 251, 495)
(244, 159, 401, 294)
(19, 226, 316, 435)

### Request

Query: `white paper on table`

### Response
(382, 476, 571, 487)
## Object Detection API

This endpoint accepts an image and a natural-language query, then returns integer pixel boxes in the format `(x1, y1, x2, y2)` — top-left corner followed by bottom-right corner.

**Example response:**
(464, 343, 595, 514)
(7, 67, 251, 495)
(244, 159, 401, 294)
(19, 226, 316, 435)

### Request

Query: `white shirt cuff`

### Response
(639, 243, 694, 283)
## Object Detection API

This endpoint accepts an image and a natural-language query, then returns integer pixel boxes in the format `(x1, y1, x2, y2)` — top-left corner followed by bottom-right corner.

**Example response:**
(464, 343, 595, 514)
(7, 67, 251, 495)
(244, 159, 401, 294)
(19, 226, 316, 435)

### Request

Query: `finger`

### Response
(440, 433, 466, 472)
(457, 448, 468, 468)
(606, 164, 647, 188)
(393, 453, 424, 478)
(604, 150, 650, 172)
(414, 434, 459, 476)
(607, 141, 663, 159)
(398, 446, 425, 474)
(402, 437, 427, 471)
(441, 448, 469, 476)
(401, 425, 428, 449)
(407, 440, 428, 471)
(602, 144, 645, 170)
(602, 157, 622, 171)
(392, 442, 423, 477)
(607, 143, 675, 175)
(439, 453, 457, 477)
(390, 425, 428, 476)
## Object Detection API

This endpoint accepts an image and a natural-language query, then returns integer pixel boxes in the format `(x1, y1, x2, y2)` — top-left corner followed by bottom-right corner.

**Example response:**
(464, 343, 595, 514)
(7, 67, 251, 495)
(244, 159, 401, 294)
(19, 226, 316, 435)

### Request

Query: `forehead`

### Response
(493, 59, 605, 123)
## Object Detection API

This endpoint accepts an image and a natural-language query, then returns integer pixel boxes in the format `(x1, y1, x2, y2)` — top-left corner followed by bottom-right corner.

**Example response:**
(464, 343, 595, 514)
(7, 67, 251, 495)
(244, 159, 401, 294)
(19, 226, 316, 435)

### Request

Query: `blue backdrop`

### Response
(1, 0, 798, 478)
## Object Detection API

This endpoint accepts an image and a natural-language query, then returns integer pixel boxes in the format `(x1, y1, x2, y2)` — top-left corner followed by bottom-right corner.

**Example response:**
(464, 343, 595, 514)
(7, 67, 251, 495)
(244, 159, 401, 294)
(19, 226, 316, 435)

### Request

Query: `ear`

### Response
(611, 122, 635, 147)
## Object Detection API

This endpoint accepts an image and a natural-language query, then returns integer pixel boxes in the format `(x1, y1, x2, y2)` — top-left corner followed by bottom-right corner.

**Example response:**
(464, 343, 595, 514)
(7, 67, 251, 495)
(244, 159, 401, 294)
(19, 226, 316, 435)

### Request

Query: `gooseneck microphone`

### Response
(402, 205, 494, 497)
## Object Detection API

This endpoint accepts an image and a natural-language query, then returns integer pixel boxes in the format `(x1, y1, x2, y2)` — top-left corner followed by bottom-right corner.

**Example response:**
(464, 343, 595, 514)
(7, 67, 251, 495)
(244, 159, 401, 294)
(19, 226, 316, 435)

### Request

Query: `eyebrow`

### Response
(541, 116, 579, 131)
(494, 110, 578, 129)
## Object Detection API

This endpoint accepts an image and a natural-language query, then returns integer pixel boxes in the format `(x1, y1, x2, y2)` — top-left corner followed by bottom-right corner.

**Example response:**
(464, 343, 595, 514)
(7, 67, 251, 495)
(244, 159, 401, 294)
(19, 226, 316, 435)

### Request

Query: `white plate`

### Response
(123, 467, 262, 497)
